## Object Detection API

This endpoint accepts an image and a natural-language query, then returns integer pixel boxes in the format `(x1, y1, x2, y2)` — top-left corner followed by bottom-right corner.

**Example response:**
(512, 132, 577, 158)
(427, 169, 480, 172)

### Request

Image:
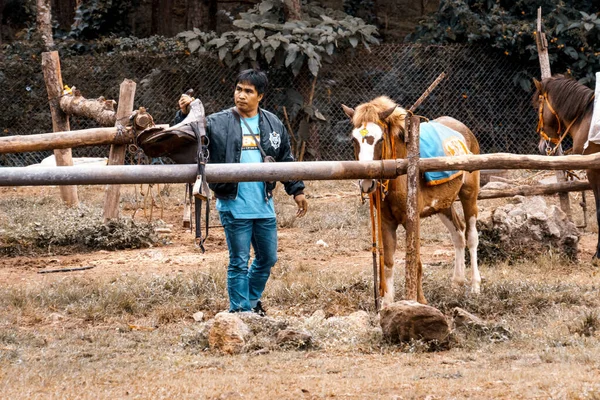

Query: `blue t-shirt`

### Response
(216, 114, 276, 219)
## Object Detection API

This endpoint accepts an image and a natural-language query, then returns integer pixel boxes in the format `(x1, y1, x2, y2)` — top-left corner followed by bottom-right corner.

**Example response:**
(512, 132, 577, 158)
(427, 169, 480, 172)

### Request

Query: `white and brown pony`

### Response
(342, 96, 481, 305)
(533, 75, 597, 259)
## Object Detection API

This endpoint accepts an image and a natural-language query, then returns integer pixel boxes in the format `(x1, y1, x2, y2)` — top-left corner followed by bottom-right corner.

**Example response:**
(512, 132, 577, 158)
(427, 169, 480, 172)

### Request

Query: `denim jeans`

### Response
(219, 211, 278, 312)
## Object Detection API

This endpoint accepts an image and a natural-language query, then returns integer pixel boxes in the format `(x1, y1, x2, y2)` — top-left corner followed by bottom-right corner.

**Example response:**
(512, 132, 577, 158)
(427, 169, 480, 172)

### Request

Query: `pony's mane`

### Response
(353, 96, 407, 138)
(535, 75, 594, 122)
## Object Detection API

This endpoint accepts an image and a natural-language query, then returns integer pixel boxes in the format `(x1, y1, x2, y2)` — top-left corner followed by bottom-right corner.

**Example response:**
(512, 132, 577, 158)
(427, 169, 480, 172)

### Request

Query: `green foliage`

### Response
(178, 0, 379, 76)
(70, 0, 139, 39)
(408, 1, 600, 88)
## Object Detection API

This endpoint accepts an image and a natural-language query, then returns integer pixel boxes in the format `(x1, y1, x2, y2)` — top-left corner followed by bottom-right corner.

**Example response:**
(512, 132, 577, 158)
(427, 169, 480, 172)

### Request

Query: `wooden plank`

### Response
(41, 51, 78, 207)
(103, 79, 137, 222)
(478, 180, 591, 200)
(405, 115, 421, 302)
(536, 7, 572, 219)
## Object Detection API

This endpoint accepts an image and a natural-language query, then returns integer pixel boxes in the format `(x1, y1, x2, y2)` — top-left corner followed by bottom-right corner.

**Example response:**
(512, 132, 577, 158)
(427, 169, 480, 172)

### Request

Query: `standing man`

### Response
(176, 69, 308, 315)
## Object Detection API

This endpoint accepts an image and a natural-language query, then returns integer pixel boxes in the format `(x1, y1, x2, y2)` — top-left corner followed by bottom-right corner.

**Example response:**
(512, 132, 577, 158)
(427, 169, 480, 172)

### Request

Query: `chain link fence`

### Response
(0, 44, 540, 167)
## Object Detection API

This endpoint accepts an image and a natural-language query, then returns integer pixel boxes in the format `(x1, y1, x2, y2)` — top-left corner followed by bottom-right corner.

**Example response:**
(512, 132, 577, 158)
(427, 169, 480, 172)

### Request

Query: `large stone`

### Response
(380, 301, 450, 344)
(208, 312, 251, 354)
(477, 195, 580, 262)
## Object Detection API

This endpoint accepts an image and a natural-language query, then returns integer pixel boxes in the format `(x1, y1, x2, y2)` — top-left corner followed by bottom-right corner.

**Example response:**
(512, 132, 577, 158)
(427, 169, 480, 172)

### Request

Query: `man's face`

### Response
(234, 81, 263, 117)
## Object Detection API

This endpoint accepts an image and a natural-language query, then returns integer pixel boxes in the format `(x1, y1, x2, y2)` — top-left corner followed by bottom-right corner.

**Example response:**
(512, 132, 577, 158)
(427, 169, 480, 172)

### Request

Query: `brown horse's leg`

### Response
(437, 207, 466, 288)
(459, 171, 481, 293)
(416, 259, 427, 304)
(381, 217, 398, 308)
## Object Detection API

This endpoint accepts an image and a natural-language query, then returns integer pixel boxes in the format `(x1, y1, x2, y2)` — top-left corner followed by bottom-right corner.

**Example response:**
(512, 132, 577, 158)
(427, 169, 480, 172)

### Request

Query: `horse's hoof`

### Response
(451, 280, 467, 290)
(470, 285, 481, 295)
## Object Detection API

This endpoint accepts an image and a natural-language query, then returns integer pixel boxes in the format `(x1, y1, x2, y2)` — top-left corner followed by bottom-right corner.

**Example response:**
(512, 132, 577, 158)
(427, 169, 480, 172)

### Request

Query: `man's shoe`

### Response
(252, 301, 266, 316)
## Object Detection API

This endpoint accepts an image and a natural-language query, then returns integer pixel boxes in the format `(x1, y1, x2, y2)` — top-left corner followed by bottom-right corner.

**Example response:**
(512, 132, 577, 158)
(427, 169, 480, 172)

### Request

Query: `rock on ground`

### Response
(208, 312, 251, 354)
(477, 195, 579, 262)
(380, 301, 450, 344)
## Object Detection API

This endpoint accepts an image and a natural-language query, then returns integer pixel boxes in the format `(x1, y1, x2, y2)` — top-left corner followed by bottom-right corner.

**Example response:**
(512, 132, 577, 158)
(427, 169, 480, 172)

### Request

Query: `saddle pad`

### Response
(420, 121, 470, 186)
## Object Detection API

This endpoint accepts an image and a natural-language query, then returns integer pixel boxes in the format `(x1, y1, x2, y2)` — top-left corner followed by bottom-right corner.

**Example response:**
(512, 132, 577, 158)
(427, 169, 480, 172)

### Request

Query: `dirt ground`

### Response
(1, 181, 599, 399)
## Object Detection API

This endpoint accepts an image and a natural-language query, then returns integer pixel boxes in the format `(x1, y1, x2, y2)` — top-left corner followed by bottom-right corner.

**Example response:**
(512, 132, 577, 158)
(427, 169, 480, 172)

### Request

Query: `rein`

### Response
(365, 115, 402, 308)
(537, 93, 595, 155)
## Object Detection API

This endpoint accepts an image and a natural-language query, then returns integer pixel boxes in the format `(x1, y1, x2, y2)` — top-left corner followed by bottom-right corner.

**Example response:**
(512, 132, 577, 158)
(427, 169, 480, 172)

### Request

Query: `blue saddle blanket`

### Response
(420, 121, 470, 186)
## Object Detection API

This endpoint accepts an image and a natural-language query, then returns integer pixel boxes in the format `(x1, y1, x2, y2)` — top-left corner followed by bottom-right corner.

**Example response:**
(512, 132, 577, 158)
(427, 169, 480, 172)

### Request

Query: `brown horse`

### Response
(533, 74, 598, 259)
(342, 96, 481, 306)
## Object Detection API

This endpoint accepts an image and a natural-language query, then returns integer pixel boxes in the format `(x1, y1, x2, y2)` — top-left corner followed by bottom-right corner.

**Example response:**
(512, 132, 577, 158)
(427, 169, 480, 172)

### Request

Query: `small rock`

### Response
(192, 311, 204, 322)
(316, 239, 329, 248)
(276, 329, 313, 348)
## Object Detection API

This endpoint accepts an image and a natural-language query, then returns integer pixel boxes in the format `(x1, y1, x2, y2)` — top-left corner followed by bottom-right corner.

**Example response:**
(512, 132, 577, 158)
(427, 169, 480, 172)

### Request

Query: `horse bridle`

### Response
(537, 92, 594, 156)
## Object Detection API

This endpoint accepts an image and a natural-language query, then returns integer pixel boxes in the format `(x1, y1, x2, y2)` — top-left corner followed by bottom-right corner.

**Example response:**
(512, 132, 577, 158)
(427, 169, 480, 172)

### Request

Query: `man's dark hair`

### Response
(235, 69, 268, 95)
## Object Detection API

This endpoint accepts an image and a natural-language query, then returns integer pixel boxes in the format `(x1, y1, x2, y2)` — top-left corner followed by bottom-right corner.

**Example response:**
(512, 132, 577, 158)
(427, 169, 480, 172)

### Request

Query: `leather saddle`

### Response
(136, 99, 205, 159)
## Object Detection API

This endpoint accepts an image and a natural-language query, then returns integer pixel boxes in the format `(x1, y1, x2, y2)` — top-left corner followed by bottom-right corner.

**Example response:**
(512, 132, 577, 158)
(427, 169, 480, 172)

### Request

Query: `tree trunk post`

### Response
(405, 115, 421, 301)
(536, 7, 572, 220)
(36, 0, 54, 50)
(103, 79, 136, 222)
(41, 51, 79, 207)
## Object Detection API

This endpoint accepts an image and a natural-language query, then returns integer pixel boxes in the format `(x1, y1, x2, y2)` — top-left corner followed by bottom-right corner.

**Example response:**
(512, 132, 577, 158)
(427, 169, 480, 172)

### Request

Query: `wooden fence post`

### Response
(41, 51, 79, 207)
(103, 79, 136, 222)
(405, 115, 421, 301)
(536, 7, 572, 220)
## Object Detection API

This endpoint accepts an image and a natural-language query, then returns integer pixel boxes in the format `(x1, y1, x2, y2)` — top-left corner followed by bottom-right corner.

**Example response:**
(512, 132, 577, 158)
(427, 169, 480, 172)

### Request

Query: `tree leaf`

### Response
(285, 88, 304, 106)
(177, 30, 197, 40)
(218, 46, 229, 60)
(188, 38, 201, 53)
(268, 38, 281, 50)
(285, 49, 298, 67)
(326, 42, 334, 55)
(564, 46, 578, 59)
(233, 37, 250, 53)
(259, 0, 274, 14)
(254, 29, 266, 40)
(314, 109, 327, 121)
(264, 47, 275, 64)
(308, 57, 319, 76)
(233, 19, 255, 30)
(298, 119, 310, 140)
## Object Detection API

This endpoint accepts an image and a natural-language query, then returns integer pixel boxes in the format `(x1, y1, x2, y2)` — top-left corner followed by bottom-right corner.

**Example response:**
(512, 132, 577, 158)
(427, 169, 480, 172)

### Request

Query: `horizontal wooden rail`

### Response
(0, 127, 129, 153)
(2, 152, 600, 187)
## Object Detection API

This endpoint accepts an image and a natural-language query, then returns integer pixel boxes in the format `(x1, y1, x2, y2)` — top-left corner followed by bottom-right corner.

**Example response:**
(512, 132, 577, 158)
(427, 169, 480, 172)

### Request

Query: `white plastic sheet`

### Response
(584, 71, 600, 149)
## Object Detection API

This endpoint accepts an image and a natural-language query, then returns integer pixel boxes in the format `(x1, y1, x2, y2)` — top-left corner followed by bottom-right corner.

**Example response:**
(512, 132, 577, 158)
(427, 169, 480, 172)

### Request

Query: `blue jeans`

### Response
(219, 211, 278, 312)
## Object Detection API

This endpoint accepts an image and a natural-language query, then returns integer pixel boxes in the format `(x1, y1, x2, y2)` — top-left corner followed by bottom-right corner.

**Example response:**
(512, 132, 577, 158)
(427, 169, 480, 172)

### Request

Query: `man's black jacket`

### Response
(174, 107, 305, 201)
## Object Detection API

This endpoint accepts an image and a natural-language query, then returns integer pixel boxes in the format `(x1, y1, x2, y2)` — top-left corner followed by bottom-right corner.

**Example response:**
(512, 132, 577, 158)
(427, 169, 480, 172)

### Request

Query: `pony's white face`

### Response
(350, 122, 385, 193)
(351, 122, 384, 161)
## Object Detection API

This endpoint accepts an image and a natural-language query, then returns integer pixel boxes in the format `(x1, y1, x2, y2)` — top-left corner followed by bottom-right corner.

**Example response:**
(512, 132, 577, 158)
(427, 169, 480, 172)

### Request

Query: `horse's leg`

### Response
(437, 207, 466, 289)
(381, 217, 398, 308)
(416, 259, 427, 304)
(459, 173, 481, 294)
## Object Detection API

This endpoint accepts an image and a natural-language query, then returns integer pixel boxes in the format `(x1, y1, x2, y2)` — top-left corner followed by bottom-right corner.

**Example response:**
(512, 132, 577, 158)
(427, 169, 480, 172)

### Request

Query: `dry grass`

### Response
(1, 180, 600, 398)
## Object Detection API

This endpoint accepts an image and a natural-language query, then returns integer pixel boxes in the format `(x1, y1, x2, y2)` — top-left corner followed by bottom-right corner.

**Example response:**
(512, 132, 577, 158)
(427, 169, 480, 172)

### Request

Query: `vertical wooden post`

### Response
(536, 7, 572, 220)
(103, 79, 136, 222)
(41, 51, 79, 207)
(405, 115, 421, 301)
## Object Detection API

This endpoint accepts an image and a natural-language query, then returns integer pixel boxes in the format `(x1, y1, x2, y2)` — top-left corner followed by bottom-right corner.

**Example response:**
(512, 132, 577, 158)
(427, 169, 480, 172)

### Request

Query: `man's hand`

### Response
(294, 194, 308, 218)
(178, 94, 194, 114)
